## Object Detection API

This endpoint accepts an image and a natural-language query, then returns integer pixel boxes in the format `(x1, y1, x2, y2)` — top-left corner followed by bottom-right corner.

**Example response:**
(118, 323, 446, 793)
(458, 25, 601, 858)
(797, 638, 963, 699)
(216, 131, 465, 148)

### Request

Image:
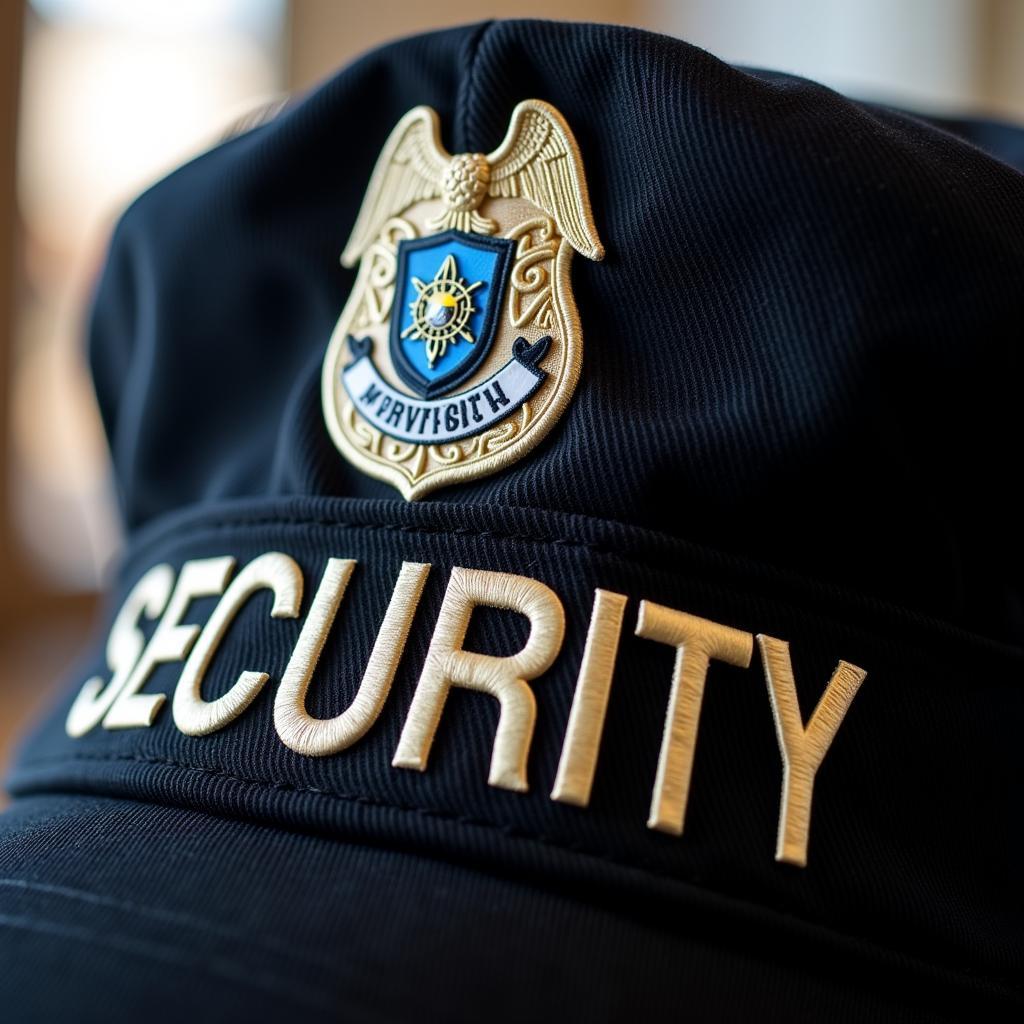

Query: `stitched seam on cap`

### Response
(115, 495, 1024, 663)
(455, 20, 494, 152)
(110, 512, 1024, 670)
(11, 751, 1021, 1002)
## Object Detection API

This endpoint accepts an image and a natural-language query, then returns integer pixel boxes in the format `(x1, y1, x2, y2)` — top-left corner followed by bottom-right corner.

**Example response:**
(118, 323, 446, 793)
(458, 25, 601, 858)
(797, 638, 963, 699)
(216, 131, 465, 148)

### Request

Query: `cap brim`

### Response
(0, 791, 979, 1023)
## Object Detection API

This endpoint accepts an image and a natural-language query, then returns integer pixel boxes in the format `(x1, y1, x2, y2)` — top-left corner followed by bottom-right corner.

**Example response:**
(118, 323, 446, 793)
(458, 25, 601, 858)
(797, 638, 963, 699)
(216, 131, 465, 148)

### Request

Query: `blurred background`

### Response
(1, 0, 1022, 782)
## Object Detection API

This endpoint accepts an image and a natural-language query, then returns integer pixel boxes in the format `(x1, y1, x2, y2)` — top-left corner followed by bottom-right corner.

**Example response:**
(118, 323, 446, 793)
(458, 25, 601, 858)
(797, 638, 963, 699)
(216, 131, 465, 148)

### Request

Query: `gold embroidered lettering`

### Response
(550, 588, 628, 806)
(65, 564, 176, 737)
(102, 557, 235, 729)
(392, 567, 565, 791)
(172, 553, 304, 736)
(757, 634, 867, 867)
(274, 560, 430, 756)
(636, 601, 753, 835)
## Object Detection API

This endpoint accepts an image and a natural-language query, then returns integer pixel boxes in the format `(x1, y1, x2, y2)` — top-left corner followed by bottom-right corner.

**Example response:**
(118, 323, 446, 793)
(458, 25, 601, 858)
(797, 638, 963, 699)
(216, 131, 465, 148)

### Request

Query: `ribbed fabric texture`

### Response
(8, 494, 1024, 1019)
(4, 18, 1024, 1023)
(88, 20, 1024, 642)
(0, 793, 989, 1024)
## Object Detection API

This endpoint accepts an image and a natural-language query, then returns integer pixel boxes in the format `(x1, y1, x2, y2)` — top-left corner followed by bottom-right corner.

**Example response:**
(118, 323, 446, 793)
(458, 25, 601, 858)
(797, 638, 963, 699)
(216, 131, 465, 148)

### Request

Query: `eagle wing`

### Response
(341, 107, 450, 268)
(487, 100, 604, 261)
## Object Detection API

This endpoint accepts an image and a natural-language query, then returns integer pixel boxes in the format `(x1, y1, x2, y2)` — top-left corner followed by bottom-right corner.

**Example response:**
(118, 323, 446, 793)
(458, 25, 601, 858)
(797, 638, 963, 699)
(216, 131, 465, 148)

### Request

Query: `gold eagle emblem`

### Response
(322, 99, 603, 499)
(341, 100, 604, 266)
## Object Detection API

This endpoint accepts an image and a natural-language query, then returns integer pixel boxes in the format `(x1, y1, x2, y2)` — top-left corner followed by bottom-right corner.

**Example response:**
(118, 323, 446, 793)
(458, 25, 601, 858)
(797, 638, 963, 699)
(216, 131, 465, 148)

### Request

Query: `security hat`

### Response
(2, 18, 1022, 1023)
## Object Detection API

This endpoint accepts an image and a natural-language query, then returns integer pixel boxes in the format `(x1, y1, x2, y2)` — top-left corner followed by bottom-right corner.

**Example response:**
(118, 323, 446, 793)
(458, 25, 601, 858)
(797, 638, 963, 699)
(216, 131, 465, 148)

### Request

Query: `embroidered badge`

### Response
(321, 100, 603, 499)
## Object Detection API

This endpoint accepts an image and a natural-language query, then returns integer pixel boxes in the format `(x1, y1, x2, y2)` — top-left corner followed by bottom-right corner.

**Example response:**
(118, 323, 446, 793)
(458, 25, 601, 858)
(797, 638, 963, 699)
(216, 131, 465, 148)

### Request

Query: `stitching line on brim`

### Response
(8, 753, 1022, 1008)
(110, 507, 1024, 676)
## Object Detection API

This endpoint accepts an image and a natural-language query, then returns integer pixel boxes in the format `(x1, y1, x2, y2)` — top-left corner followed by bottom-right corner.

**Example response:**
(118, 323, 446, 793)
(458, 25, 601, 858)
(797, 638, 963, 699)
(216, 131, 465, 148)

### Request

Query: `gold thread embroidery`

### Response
(172, 553, 304, 737)
(65, 563, 176, 737)
(64, 551, 877, 869)
(351, 217, 417, 331)
(102, 557, 236, 730)
(636, 601, 754, 836)
(392, 566, 565, 791)
(550, 588, 628, 807)
(275, 560, 430, 757)
(757, 634, 868, 867)
(507, 216, 558, 331)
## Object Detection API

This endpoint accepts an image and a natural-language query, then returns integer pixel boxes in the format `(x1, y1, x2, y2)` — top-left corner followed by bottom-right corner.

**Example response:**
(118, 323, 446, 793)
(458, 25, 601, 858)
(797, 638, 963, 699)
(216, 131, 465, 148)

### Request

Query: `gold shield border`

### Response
(321, 234, 583, 500)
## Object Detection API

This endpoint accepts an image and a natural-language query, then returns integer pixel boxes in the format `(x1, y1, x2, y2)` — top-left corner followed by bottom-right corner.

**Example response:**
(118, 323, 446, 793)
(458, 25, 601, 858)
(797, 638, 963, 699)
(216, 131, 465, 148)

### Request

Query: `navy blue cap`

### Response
(2, 19, 1023, 1022)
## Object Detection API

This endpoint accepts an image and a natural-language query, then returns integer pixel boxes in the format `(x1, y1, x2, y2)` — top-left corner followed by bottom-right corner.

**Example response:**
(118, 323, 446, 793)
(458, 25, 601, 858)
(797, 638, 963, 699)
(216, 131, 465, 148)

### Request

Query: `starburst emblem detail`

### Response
(400, 254, 483, 367)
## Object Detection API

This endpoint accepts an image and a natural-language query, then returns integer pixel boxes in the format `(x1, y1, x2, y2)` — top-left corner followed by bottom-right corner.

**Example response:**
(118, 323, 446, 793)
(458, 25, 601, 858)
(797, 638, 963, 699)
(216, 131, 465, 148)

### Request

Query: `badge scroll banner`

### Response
(342, 335, 551, 445)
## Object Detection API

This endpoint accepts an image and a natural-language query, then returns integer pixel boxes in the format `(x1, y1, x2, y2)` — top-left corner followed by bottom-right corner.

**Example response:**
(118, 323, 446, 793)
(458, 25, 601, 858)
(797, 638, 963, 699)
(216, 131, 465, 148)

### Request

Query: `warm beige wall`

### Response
(287, 0, 642, 94)
(289, 0, 1024, 119)
(981, 0, 1024, 118)
(649, 0, 1024, 119)
(0, 0, 22, 599)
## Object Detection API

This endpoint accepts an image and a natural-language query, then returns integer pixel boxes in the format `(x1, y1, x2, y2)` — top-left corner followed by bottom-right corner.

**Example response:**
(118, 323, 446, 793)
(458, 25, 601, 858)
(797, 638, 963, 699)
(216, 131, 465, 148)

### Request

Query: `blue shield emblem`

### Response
(390, 230, 515, 399)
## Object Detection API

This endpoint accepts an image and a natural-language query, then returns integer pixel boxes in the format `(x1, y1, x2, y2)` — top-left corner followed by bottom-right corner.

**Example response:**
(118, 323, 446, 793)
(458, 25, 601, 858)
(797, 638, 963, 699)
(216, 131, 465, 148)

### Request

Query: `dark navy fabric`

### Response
(0, 794, 1007, 1024)
(0, 793, 991, 1024)
(3, 18, 1024, 1022)
(87, 20, 1024, 641)
(922, 111, 1024, 172)
(8, 495, 1024, 1021)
